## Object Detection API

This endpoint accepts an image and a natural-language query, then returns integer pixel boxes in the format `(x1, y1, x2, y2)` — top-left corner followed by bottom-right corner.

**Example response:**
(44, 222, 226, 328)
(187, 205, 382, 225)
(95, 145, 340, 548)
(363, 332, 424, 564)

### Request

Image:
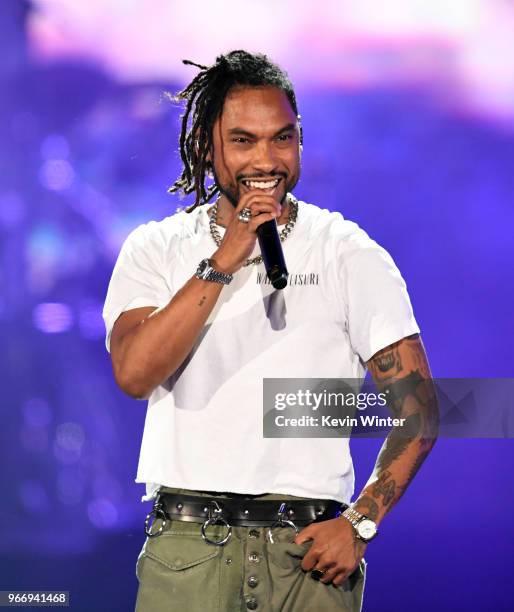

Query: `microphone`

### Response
(256, 219, 288, 290)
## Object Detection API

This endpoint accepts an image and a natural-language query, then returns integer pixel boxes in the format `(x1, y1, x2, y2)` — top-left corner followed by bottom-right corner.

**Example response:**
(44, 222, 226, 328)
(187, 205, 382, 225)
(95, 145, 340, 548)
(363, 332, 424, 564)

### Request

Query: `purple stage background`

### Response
(1, 1, 513, 610)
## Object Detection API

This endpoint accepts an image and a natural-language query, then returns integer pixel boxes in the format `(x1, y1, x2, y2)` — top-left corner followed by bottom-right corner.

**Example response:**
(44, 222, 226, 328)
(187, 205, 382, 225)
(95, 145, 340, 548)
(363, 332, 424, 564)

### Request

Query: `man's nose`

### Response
(251, 141, 279, 174)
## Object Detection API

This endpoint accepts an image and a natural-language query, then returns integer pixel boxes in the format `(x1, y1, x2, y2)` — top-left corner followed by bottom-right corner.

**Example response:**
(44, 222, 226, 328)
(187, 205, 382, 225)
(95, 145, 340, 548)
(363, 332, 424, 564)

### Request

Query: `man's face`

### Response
(208, 85, 302, 207)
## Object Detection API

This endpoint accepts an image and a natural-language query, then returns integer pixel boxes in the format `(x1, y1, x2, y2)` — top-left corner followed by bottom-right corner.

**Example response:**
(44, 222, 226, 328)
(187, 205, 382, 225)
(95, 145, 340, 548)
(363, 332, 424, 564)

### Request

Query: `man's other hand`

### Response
(295, 517, 367, 587)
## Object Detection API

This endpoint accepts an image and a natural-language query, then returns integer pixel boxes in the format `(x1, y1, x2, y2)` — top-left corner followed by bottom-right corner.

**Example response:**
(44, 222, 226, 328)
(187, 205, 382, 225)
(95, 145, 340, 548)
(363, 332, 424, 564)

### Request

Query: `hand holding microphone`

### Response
(212, 191, 290, 289)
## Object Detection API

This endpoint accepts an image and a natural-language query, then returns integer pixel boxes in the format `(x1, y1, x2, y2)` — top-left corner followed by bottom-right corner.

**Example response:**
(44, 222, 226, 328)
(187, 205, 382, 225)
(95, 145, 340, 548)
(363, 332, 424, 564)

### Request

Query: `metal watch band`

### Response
(195, 258, 233, 285)
(205, 268, 233, 284)
(341, 506, 363, 528)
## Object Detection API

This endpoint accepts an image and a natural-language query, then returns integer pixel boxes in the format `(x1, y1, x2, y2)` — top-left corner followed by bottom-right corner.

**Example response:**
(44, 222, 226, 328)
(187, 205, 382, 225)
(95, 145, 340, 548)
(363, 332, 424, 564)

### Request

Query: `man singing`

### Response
(103, 50, 439, 612)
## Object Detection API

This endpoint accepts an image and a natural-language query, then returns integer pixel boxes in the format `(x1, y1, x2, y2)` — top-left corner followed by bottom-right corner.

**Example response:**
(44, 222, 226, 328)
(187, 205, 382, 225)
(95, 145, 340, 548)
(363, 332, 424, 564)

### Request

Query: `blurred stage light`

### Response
(40, 133, 70, 160)
(33, 302, 73, 333)
(55, 421, 85, 452)
(27, 0, 514, 123)
(39, 158, 75, 191)
(87, 498, 118, 529)
(53, 421, 85, 465)
(27, 225, 65, 268)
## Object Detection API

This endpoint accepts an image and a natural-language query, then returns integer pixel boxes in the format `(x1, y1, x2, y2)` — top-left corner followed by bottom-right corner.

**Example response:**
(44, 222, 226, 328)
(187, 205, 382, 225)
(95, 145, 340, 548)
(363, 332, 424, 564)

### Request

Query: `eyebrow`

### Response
(227, 123, 296, 138)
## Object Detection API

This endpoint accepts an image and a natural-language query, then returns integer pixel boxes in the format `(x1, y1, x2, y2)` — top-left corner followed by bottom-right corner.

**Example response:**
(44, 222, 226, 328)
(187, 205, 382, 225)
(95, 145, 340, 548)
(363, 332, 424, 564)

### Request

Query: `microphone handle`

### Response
(256, 219, 289, 290)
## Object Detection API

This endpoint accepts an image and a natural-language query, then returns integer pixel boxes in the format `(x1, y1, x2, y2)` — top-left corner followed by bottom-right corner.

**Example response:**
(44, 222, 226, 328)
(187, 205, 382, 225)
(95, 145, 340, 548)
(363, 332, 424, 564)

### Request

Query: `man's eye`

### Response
(232, 137, 250, 144)
(276, 134, 293, 141)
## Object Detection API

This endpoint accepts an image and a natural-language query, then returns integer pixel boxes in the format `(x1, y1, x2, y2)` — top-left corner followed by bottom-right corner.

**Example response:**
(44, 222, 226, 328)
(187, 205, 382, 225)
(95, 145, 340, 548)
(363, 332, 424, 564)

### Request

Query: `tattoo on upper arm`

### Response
(382, 371, 429, 416)
(368, 333, 431, 384)
(374, 347, 403, 376)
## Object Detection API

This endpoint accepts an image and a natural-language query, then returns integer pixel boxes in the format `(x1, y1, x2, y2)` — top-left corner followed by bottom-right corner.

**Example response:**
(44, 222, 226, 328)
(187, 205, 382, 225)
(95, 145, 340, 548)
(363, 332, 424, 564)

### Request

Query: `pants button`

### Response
(248, 552, 260, 563)
(248, 529, 260, 539)
(247, 575, 259, 588)
(246, 597, 258, 610)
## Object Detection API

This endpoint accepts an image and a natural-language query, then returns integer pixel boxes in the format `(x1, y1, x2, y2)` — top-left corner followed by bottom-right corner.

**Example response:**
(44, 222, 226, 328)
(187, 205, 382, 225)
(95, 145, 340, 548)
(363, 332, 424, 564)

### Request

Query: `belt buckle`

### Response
(144, 493, 168, 538)
(267, 502, 299, 544)
(201, 500, 232, 546)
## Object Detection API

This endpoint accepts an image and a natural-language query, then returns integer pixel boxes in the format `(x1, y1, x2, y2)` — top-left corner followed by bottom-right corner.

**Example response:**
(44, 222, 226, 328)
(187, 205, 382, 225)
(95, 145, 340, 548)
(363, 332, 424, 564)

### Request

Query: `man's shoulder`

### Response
(298, 199, 375, 247)
(123, 206, 205, 250)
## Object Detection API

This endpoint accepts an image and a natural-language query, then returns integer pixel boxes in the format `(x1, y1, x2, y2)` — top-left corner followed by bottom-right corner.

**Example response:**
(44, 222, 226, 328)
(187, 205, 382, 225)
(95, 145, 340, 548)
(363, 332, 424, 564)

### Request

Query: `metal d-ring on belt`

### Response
(144, 494, 232, 545)
(200, 500, 232, 546)
(144, 493, 168, 538)
(266, 502, 299, 544)
(144, 492, 347, 546)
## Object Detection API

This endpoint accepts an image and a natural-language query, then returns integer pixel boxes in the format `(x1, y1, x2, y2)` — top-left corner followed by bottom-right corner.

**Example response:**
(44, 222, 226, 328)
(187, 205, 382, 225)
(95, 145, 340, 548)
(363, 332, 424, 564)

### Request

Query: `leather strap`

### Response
(156, 493, 348, 527)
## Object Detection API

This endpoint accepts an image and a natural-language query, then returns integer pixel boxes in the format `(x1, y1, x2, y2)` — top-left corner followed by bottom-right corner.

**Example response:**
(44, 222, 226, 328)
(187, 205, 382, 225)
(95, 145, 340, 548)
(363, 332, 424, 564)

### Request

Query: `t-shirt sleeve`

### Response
(341, 237, 421, 364)
(102, 222, 172, 353)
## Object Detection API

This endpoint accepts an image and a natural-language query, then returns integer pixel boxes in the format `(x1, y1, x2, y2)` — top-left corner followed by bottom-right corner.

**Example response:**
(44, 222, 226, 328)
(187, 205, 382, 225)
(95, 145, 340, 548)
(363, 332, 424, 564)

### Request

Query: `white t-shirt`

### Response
(102, 199, 420, 504)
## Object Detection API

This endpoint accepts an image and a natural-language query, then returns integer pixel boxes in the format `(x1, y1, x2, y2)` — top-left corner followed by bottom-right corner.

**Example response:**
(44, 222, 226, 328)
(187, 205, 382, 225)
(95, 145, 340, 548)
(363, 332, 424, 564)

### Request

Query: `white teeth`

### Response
(244, 180, 280, 190)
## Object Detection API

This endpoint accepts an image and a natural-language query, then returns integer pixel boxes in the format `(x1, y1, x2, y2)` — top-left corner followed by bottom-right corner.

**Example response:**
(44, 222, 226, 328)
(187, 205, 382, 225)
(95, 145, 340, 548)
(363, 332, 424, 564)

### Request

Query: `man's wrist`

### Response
(210, 255, 237, 276)
(341, 504, 379, 543)
(352, 495, 382, 527)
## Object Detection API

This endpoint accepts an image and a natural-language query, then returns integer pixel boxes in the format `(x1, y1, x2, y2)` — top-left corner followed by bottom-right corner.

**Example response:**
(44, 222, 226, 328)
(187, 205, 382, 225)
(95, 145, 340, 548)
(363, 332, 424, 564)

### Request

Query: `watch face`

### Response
(357, 519, 377, 540)
(196, 259, 209, 276)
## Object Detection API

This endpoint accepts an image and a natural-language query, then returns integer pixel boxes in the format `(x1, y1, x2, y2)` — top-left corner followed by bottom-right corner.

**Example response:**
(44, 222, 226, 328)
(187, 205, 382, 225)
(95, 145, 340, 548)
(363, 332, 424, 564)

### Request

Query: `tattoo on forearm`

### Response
(376, 416, 421, 472)
(361, 335, 439, 520)
(407, 444, 433, 482)
(354, 496, 379, 521)
(372, 470, 396, 506)
(198, 296, 207, 306)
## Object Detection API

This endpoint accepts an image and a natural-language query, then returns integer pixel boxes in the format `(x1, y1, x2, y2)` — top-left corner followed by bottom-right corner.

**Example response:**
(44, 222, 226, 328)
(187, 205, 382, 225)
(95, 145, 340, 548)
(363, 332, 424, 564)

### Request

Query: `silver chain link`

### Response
(208, 193, 299, 267)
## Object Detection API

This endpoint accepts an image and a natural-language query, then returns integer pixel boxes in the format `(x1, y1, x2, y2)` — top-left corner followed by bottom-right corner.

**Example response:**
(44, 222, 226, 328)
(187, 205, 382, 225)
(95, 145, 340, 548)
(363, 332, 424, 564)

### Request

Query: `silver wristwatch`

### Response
(195, 258, 233, 285)
(341, 505, 378, 543)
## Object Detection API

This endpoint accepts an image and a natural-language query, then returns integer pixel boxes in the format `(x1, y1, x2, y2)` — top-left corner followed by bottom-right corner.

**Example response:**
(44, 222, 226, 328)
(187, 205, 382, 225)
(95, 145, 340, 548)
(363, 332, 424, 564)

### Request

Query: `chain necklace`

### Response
(208, 193, 299, 266)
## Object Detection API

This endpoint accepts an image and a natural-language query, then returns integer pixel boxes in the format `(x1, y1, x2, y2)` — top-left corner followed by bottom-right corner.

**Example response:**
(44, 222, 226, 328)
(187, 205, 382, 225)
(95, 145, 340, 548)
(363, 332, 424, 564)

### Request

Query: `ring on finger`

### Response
(310, 568, 327, 581)
(238, 207, 252, 223)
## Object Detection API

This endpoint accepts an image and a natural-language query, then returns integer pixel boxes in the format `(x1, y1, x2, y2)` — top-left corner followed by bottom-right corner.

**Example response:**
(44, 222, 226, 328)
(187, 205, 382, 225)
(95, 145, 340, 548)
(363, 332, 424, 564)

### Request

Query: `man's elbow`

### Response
(114, 367, 153, 401)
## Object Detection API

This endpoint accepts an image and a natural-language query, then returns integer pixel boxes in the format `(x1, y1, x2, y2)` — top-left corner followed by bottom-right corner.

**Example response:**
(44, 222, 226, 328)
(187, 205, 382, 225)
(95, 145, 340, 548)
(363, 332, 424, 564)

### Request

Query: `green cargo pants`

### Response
(135, 487, 367, 612)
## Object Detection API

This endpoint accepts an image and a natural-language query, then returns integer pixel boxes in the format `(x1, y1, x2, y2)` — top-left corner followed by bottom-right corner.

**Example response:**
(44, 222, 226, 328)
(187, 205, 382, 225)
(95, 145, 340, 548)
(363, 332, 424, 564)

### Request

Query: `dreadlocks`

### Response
(167, 50, 301, 213)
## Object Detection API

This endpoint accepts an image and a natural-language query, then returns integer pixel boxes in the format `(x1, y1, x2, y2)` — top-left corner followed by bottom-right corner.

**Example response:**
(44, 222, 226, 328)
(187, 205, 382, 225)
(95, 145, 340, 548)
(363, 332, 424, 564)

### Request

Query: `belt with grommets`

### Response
(145, 492, 348, 545)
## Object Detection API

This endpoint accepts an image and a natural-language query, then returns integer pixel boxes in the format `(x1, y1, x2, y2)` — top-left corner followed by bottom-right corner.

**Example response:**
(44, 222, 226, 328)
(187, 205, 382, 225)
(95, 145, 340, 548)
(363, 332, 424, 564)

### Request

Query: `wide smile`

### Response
(240, 178, 283, 196)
